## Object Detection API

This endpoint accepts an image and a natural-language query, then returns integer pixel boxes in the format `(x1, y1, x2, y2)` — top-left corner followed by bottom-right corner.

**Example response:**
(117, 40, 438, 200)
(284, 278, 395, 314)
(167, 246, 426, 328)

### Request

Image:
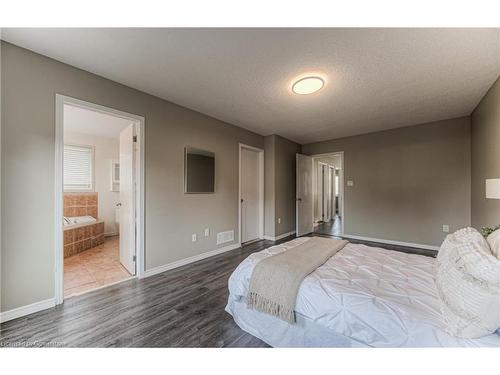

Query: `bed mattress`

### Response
(225, 237, 500, 347)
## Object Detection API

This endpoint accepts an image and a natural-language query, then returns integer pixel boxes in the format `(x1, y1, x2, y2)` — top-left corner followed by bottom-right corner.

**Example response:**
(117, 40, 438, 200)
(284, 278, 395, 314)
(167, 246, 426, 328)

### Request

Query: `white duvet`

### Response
(226, 237, 500, 347)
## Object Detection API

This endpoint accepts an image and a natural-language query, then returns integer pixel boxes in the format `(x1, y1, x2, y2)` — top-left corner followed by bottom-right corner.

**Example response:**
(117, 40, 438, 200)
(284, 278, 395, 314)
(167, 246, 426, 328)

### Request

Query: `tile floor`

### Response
(64, 236, 132, 298)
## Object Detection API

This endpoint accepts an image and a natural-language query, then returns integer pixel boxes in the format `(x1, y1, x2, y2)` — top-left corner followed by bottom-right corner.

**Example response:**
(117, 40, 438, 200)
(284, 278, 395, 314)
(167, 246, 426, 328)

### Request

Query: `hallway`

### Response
(314, 215, 342, 237)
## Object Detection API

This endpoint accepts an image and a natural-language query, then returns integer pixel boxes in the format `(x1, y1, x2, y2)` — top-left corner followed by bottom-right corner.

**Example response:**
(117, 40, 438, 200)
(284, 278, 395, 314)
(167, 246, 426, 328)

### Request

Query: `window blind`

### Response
(64, 145, 94, 191)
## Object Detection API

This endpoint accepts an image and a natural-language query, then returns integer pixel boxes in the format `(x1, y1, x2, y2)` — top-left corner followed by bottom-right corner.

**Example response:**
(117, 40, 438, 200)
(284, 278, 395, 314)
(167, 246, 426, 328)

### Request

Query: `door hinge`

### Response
(132, 255, 137, 262)
(133, 135, 137, 142)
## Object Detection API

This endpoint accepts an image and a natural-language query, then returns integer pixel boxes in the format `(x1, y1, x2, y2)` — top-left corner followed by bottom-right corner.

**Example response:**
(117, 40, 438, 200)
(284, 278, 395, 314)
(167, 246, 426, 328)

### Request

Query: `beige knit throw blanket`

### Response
(246, 237, 348, 323)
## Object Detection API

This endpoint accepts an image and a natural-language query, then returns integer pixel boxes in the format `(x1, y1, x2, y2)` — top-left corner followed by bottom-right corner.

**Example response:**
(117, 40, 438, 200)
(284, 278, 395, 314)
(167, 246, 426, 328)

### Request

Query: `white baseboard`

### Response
(143, 242, 241, 278)
(263, 230, 296, 241)
(342, 234, 439, 251)
(0, 298, 55, 323)
(104, 231, 119, 237)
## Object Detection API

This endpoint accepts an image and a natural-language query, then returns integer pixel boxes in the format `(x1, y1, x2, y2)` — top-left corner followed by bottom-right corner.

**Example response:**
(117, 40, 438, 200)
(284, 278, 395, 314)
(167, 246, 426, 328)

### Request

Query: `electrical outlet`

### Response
(192, 234, 197, 242)
(278, 218, 281, 224)
(204, 228, 210, 237)
(442, 225, 450, 233)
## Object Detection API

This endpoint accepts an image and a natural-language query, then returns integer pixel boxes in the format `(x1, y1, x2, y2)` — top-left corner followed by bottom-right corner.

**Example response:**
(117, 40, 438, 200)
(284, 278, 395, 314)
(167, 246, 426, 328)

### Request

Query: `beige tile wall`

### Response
(63, 192, 103, 257)
(64, 221, 105, 258)
(63, 192, 98, 218)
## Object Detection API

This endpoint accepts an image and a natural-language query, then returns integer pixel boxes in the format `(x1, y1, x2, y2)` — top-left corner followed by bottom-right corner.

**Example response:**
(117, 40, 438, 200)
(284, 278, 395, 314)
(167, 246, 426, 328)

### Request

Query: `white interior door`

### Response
(315, 163, 323, 222)
(119, 124, 136, 275)
(241, 148, 261, 243)
(330, 167, 336, 218)
(296, 153, 314, 236)
(323, 165, 330, 221)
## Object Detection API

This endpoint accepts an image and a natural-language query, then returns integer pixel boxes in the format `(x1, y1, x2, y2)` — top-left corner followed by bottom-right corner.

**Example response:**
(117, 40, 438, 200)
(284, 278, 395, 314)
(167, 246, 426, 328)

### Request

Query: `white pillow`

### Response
(436, 227, 500, 338)
(487, 229, 500, 259)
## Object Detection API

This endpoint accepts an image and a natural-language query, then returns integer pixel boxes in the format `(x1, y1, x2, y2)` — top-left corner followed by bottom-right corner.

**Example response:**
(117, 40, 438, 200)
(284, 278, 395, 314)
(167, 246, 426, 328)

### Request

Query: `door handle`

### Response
(241, 199, 244, 203)
(116, 203, 122, 207)
(297, 198, 302, 201)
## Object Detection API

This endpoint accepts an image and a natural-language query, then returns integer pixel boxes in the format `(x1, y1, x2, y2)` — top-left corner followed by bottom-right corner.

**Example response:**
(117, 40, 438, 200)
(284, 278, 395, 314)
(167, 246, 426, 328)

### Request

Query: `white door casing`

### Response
(330, 166, 336, 218)
(316, 163, 323, 222)
(296, 153, 314, 237)
(55, 94, 145, 306)
(241, 147, 261, 243)
(119, 123, 136, 275)
(322, 164, 329, 221)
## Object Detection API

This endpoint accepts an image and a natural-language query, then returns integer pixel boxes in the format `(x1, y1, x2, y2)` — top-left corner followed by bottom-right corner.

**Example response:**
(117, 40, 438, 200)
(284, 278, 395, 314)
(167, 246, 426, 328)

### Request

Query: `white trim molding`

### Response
(54, 94, 146, 306)
(0, 298, 55, 323)
(143, 243, 241, 278)
(342, 234, 440, 251)
(263, 230, 297, 241)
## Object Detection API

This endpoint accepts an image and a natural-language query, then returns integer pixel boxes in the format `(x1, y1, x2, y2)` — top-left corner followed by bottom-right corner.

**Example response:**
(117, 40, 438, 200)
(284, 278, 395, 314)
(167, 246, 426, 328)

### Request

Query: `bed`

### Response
(225, 237, 500, 347)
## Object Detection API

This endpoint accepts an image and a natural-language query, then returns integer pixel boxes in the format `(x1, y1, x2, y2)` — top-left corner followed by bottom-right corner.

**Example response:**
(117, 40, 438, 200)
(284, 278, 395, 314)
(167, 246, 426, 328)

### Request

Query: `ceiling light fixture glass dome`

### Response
(292, 76, 324, 95)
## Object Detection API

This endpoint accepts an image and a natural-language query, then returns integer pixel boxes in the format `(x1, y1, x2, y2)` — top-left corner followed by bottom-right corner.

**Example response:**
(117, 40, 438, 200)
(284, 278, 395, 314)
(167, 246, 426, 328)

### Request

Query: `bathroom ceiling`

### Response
(3, 28, 500, 143)
(64, 104, 132, 139)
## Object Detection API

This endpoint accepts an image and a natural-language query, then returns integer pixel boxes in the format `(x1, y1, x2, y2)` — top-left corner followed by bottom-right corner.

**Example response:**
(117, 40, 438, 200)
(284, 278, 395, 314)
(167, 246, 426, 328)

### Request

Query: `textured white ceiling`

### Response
(64, 104, 131, 139)
(3, 28, 499, 144)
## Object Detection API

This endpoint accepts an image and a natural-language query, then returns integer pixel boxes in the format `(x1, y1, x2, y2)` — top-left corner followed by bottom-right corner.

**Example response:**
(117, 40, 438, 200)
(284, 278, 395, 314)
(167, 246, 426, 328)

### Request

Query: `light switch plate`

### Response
(204, 228, 210, 237)
(347, 180, 354, 187)
(442, 225, 450, 233)
(192, 234, 197, 242)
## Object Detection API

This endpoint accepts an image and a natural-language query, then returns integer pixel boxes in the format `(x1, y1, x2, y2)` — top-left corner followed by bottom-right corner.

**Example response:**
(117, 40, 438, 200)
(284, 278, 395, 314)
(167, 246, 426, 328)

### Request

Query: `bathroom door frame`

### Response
(54, 94, 145, 305)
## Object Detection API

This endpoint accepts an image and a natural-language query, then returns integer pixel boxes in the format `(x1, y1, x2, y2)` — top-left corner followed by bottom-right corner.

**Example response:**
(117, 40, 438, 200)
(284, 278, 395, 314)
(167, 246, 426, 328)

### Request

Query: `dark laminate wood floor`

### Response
(314, 216, 342, 236)
(0, 234, 436, 348)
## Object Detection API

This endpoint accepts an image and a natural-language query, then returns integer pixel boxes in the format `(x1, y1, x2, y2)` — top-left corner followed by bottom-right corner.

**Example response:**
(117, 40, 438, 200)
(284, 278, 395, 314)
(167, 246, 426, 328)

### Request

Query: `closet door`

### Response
(241, 148, 261, 243)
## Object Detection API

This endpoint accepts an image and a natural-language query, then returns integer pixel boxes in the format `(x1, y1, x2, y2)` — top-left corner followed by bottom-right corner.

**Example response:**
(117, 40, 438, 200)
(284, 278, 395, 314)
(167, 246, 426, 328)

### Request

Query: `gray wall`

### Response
(264, 135, 301, 238)
(471, 76, 500, 229)
(1, 42, 264, 312)
(303, 117, 472, 247)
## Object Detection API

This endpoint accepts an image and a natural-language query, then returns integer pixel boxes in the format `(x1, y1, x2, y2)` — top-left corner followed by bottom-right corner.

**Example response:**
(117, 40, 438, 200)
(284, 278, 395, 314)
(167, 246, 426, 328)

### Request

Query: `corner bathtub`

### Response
(63, 216, 105, 258)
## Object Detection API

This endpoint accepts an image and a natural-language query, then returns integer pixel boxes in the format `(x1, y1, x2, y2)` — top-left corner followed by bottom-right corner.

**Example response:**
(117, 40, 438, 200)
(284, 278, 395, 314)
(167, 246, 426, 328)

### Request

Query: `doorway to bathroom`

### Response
(55, 95, 145, 303)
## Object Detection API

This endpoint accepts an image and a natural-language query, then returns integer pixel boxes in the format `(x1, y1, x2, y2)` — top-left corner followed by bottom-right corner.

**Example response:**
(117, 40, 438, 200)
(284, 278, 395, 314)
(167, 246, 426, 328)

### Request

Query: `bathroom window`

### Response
(64, 144, 94, 191)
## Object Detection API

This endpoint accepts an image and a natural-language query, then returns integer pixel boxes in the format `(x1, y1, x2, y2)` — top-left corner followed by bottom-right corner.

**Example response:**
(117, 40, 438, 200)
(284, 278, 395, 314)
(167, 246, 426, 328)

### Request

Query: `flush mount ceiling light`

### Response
(292, 76, 325, 95)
